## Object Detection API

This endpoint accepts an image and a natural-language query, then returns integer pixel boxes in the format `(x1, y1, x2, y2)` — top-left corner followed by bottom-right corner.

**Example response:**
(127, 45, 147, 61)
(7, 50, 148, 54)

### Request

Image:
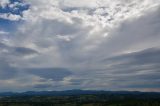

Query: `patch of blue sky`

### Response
(0, 0, 29, 33)
(0, 18, 22, 32)
(0, 0, 29, 16)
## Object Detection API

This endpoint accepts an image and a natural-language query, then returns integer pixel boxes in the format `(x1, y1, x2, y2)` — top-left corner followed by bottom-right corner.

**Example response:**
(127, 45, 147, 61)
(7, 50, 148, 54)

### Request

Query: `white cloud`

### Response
(0, 0, 10, 8)
(22, 0, 160, 41)
(0, 1, 29, 21)
(0, 30, 9, 35)
(0, 13, 22, 21)
(56, 35, 73, 42)
(0, 0, 160, 91)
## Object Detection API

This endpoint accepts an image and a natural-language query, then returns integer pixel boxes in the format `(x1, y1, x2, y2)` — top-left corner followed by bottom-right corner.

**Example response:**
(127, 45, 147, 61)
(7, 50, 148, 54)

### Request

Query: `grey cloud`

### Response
(101, 48, 160, 78)
(40, 19, 80, 36)
(0, 42, 38, 56)
(67, 48, 160, 90)
(33, 84, 53, 89)
(70, 79, 83, 85)
(0, 42, 8, 48)
(95, 8, 160, 59)
(27, 68, 72, 81)
(123, 81, 160, 89)
(93, 48, 160, 89)
(0, 42, 38, 80)
(104, 48, 160, 66)
(13, 47, 38, 55)
(0, 60, 17, 80)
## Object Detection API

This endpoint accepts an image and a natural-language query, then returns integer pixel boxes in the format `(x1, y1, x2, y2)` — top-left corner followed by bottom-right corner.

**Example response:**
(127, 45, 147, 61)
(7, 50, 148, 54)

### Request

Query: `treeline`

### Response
(0, 93, 160, 106)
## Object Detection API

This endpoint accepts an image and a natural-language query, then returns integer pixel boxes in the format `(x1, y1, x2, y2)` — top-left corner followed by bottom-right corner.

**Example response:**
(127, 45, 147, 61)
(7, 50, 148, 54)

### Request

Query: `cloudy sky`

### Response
(0, 0, 160, 92)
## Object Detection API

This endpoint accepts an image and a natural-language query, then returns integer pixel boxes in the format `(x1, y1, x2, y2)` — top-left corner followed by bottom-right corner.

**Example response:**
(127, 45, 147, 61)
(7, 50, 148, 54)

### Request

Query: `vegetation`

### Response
(0, 91, 160, 106)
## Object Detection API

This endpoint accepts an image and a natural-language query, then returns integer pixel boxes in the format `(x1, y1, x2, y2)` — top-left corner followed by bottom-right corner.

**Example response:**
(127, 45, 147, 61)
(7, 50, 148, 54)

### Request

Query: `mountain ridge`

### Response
(0, 90, 160, 97)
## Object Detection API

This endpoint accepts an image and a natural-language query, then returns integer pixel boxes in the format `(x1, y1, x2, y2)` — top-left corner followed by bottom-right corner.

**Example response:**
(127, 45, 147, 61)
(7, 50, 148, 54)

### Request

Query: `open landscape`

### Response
(0, 0, 160, 106)
(0, 90, 160, 106)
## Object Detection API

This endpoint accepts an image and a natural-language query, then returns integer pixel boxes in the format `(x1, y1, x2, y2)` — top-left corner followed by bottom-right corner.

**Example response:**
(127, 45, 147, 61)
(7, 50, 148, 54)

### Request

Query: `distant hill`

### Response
(0, 90, 160, 97)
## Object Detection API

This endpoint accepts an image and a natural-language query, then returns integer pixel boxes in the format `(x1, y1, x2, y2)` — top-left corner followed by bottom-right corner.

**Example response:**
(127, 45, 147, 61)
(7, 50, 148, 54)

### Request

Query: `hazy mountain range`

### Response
(0, 90, 160, 97)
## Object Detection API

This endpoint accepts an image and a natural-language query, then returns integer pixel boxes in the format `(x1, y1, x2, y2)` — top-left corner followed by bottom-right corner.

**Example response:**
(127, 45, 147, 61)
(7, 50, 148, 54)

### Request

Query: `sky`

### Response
(0, 0, 160, 92)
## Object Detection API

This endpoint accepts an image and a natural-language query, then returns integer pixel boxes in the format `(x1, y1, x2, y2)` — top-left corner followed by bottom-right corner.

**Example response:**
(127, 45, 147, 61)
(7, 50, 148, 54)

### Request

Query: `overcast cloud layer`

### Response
(0, 0, 160, 92)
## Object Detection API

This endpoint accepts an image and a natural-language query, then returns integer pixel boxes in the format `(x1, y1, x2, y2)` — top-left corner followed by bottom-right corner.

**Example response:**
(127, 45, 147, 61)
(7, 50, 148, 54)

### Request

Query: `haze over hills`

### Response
(0, 90, 160, 97)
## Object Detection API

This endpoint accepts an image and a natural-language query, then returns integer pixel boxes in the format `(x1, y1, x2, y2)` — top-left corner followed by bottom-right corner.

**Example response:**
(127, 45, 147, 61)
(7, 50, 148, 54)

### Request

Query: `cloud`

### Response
(27, 68, 72, 81)
(33, 84, 53, 89)
(103, 47, 160, 75)
(13, 47, 38, 55)
(0, 30, 9, 35)
(0, 0, 29, 21)
(0, 0, 160, 91)
(0, 59, 17, 80)
(0, 42, 38, 56)
(82, 48, 160, 90)
(0, 0, 10, 8)
(0, 13, 22, 21)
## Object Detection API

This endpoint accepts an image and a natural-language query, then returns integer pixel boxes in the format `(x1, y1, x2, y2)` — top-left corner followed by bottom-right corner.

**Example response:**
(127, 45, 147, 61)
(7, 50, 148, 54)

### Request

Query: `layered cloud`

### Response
(0, 0, 160, 92)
